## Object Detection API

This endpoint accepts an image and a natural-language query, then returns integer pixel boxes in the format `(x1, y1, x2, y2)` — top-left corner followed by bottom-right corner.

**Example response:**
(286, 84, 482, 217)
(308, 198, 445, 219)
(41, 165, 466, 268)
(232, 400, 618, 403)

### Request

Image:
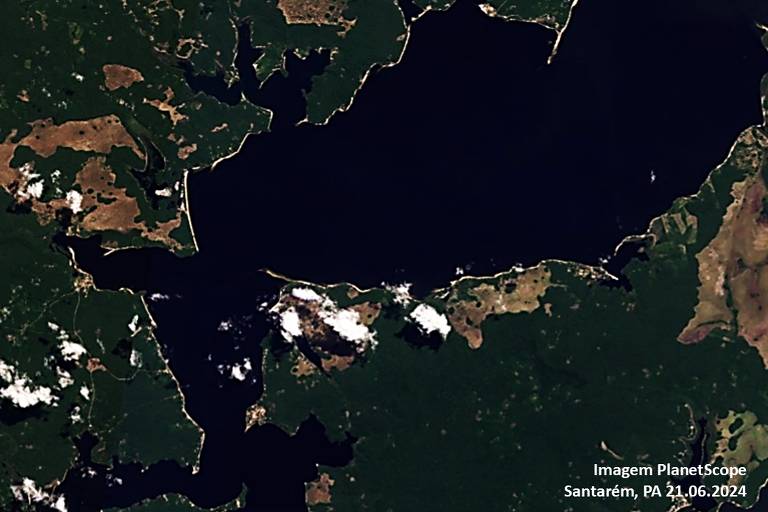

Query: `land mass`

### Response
(252, 27, 768, 512)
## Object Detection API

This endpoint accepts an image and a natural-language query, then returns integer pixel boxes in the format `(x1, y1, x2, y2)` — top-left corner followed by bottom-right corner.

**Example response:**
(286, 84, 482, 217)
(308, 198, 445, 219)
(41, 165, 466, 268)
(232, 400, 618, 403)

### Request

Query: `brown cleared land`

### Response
(30, 196, 72, 225)
(291, 355, 317, 378)
(1, 115, 143, 194)
(144, 218, 183, 245)
(87, 358, 107, 373)
(74, 157, 183, 248)
(0, 130, 19, 189)
(77, 157, 142, 233)
(730, 178, 768, 365)
(0, 115, 185, 251)
(678, 128, 768, 365)
(272, 291, 382, 374)
(446, 265, 552, 349)
(177, 143, 198, 160)
(305, 473, 334, 506)
(245, 404, 267, 430)
(0, 147, 181, 249)
(713, 410, 768, 485)
(103, 64, 145, 91)
(144, 87, 187, 126)
(677, 180, 744, 344)
(320, 354, 354, 372)
(19, 116, 144, 159)
(351, 301, 381, 326)
(277, 0, 353, 31)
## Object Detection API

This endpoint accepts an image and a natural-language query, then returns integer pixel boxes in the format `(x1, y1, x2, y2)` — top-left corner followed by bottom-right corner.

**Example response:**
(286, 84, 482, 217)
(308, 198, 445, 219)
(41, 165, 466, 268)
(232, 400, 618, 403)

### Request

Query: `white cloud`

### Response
(279, 307, 302, 341)
(409, 304, 451, 340)
(1, 379, 56, 408)
(291, 287, 323, 302)
(51, 495, 68, 512)
(230, 358, 252, 381)
(11, 478, 47, 503)
(274, 290, 379, 350)
(0, 359, 57, 408)
(130, 350, 142, 368)
(128, 315, 140, 335)
(320, 308, 374, 351)
(57, 368, 74, 388)
(384, 283, 413, 306)
(0, 360, 14, 382)
(66, 190, 83, 213)
(11, 477, 68, 511)
(26, 181, 44, 199)
(59, 341, 87, 362)
(15, 164, 44, 201)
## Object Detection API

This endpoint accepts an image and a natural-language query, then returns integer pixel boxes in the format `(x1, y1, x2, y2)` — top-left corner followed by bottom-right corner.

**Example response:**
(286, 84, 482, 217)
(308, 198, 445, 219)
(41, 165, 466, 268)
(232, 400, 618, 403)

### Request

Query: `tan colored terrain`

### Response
(272, 291, 382, 375)
(277, 0, 354, 31)
(103, 64, 145, 91)
(350, 301, 381, 326)
(678, 128, 768, 365)
(446, 265, 552, 349)
(245, 404, 267, 430)
(144, 87, 187, 126)
(320, 354, 355, 372)
(0, 130, 19, 189)
(0, 116, 144, 195)
(713, 410, 768, 484)
(74, 157, 183, 248)
(177, 143, 198, 160)
(0, 115, 186, 250)
(19, 116, 144, 159)
(291, 355, 317, 378)
(305, 473, 334, 505)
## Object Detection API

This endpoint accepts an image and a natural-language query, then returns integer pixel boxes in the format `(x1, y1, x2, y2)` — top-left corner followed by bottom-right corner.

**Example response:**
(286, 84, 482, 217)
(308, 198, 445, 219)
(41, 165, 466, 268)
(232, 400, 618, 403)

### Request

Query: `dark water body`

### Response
(59, 235, 352, 511)
(187, 0, 768, 294)
(396, 0, 422, 24)
(183, 23, 332, 130)
(62, 0, 768, 510)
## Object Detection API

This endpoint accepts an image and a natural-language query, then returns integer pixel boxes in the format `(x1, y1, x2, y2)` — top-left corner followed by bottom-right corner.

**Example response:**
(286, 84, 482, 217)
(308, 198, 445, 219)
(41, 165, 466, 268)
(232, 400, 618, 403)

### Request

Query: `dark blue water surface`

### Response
(61, 0, 768, 510)
(187, 0, 768, 293)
